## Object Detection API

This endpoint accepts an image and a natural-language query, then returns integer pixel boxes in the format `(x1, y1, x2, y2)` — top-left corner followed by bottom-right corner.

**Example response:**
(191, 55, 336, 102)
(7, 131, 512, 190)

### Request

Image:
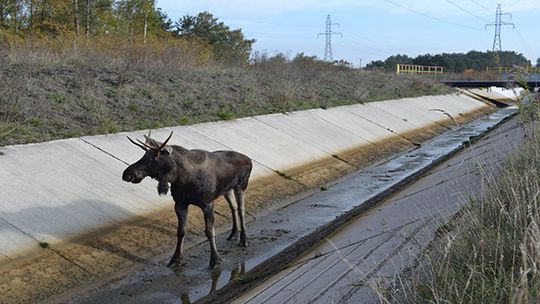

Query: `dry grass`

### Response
(0, 44, 452, 146)
(399, 104, 540, 304)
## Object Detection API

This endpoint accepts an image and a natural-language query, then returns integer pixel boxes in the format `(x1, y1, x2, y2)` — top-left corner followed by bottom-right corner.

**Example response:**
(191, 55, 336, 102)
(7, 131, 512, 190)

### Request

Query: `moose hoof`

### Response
(239, 238, 248, 248)
(208, 256, 222, 270)
(227, 231, 239, 241)
(167, 256, 182, 267)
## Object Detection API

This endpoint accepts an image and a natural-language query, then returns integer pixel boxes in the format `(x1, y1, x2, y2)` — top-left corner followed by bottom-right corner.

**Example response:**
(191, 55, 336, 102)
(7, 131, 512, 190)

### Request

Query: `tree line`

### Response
(0, 1, 254, 64)
(366, 50, 534, 73)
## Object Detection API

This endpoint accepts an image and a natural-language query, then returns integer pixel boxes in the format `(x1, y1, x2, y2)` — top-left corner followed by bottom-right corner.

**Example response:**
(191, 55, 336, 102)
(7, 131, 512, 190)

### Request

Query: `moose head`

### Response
(122, 131, 175, 195)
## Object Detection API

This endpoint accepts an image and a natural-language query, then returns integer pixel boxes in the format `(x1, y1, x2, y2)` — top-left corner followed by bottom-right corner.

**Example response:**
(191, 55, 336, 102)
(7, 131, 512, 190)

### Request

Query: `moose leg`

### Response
(234, 188, 248, 247)
(168, 203, 188, 267)
(224, 190, 239, 240)
(203, 203, 221, 269)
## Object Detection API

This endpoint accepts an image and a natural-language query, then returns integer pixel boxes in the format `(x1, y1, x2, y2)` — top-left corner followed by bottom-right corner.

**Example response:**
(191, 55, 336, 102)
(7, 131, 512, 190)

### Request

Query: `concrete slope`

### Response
(253, 111, 373, 157)
(0, 138, 168, 260)
(0, 93, 500, 303)
(0, 94, 496, 261)
(195, 107, 518, 304)
(233, 113, 522, 304)
(465, 87, 523, 105)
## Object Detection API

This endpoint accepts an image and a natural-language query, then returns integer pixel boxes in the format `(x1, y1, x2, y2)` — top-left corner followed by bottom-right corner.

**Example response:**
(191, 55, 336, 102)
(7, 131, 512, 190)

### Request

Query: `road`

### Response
(232, 116, 523, 303)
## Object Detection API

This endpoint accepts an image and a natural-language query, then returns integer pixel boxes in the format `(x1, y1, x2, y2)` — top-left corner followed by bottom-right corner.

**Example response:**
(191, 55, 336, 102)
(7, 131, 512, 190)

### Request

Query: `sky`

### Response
(156, 0, 540, 67)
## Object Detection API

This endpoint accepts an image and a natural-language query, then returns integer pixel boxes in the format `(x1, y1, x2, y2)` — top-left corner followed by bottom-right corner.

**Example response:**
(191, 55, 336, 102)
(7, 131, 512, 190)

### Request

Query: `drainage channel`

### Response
(62, 107, 517, 304)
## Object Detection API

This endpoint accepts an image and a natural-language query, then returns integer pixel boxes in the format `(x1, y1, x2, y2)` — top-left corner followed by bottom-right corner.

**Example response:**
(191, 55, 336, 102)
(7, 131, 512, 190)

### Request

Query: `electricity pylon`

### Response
(486, 4, 514, 64)
(318, 15, 342, 62)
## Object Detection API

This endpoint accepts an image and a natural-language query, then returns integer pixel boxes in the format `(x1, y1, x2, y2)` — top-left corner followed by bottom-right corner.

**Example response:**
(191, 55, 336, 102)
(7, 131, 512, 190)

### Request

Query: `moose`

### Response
(122, 131, 253, 269)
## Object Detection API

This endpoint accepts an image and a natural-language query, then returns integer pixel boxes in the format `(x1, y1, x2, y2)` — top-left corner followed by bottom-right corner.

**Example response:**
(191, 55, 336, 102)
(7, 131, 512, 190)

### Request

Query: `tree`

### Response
(175, 11, 254, 64)
(536, 57, 540, 67)
(367, 50, 530, 72)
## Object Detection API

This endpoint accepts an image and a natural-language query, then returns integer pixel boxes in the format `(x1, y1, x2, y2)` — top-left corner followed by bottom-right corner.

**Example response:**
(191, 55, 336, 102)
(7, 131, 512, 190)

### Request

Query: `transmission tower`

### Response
(318, 15, 342, 62)
(485, 4, 514, 63)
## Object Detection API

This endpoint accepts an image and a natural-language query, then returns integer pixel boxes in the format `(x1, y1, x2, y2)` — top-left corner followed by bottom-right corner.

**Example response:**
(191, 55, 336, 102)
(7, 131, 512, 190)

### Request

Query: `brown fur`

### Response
(122, 132, 252, 269)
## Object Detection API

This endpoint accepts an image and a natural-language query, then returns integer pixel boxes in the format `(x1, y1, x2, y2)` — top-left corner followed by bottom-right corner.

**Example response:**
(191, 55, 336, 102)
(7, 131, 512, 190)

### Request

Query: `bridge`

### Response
(394, 64, 540, 91)
(444, 79, 540, 91)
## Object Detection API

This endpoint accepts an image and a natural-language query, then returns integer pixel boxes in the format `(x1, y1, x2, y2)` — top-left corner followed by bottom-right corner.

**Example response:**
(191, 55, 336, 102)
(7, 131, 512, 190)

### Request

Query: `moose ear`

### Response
(162, 145, 173, 154)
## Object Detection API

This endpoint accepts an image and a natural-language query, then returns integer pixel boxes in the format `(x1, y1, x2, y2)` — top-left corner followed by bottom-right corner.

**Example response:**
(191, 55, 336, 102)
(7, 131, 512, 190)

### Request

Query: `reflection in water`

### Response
(210, 268, 221, 293)
(229, 262, 246, 282)
(181, 292, 191, 304)
(179, 261, 247, 304)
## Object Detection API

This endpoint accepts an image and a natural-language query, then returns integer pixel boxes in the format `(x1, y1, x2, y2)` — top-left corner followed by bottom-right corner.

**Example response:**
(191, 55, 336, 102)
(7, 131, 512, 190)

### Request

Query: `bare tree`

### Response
(85, 0, 90, 38)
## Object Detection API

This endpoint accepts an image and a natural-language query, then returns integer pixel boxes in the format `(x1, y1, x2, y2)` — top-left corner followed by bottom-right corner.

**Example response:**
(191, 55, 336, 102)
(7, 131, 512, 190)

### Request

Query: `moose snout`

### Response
(122, 168, 143, 183)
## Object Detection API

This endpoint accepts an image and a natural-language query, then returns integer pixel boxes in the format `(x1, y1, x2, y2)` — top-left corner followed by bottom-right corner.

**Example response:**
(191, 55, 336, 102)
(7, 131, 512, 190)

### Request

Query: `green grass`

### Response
(38, 242, 49, 249)
(233, 273, 258, 284)
(127, 103, 140, 112)
(216, 111, 236, 121)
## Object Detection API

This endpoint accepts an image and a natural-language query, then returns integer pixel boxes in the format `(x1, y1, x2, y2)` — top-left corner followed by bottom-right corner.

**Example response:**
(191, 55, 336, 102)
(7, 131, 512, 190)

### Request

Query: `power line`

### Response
(382, 0, 479, 30)
(333, 41, 387, 57)
(340, 36, 387, 53)
(445, 0, 491, 22)
(513, 27, 536, 60)
(468, 0, 492, 11)
(317, 15, 342, 61)
(340, 31, 396, 50)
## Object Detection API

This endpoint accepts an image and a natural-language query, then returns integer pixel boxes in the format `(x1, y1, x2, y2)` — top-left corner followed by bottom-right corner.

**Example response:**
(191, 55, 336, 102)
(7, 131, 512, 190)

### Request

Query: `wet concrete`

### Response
(60, 107, 517, 304)
(234, 117, 524, 303)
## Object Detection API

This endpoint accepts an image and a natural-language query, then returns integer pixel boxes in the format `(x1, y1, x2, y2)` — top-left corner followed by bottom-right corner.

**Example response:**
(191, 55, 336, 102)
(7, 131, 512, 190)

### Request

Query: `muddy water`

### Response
(62, 107, 517, 304)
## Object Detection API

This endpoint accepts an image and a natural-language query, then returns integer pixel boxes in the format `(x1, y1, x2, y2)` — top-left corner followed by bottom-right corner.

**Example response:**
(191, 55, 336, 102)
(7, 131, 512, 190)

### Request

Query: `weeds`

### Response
(233, 273, 257, 284)
(0, 47, 453, 146)
(216, 111, 235, 121)
(0, 96, 25, 143)
(274, 170, 293, 180)
(401, 116, 540, 303)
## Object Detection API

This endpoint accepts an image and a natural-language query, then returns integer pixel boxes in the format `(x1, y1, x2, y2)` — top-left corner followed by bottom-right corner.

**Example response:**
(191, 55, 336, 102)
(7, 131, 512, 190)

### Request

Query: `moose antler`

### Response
(128, 130, 173, 152)
(127, 136, 150, 151)
(158, 131, 173, 151)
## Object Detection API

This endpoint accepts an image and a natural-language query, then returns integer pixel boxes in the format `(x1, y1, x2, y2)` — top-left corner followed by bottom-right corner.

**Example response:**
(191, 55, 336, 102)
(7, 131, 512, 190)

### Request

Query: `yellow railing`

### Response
(396, 64, 444, 75)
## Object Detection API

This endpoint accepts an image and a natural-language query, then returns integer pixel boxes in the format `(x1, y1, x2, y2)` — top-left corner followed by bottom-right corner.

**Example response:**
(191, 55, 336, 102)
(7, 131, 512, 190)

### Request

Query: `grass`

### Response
(216, 111, 236, 121)
(0, 45, 453, 146)
(38, 242, 49, 249)
(399, 97, 540, 304)
(233, 273, 258, 284)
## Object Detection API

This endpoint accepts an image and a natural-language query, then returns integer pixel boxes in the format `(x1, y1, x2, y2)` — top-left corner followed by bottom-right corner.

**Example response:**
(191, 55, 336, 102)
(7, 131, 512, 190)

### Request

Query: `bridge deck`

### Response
(444, 79, 539, 89)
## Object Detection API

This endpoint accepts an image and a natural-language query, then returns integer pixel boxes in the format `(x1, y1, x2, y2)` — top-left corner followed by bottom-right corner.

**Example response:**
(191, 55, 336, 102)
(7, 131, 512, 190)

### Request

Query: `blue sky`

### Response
(156, 0, 539, 67)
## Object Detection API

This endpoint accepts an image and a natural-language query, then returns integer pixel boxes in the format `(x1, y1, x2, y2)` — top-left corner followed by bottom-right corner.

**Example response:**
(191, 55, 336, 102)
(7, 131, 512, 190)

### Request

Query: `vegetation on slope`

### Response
(0, 2, 453, 146)
(0, 48, 452, 146)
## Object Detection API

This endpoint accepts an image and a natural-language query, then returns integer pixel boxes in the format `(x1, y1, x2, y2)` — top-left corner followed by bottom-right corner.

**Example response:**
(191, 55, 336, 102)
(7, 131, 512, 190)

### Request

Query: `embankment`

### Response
(0, 91, 509, 302)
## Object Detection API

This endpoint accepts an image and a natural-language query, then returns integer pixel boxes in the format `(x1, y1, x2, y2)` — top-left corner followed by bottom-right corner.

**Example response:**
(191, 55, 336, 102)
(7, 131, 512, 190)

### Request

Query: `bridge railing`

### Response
(485, 66, 540, 74)
(396, 64, 444, 75)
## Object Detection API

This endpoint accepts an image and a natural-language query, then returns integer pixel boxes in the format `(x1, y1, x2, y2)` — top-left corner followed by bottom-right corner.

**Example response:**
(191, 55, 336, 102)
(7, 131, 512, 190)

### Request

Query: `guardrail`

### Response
(486, 66, 540, 74)
(396, 64, 444, 75)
